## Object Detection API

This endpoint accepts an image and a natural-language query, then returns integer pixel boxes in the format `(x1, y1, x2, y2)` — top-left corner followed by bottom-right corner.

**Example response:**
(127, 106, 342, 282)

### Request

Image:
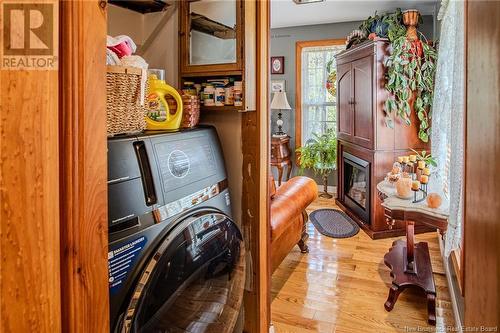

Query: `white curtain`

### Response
(431, 0, 465, 257)
(301, 45, 343, 144)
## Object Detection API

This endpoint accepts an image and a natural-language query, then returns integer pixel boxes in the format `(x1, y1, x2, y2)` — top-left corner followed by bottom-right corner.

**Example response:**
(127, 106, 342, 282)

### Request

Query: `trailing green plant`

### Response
(296, 129, 337, 177)
(384, 35, 437, 142)
(359, 8, 410, 42)
(410, 149, 437, 167)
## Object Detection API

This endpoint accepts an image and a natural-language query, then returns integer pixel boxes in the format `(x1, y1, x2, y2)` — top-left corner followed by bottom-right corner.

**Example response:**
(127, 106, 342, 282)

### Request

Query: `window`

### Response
(295, 40, 345, 150)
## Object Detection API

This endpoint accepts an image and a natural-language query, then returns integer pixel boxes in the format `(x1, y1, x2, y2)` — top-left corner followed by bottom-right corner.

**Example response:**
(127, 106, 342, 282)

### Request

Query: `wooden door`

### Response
(337, 62, 353, 141)
(352, 55, 373, 149)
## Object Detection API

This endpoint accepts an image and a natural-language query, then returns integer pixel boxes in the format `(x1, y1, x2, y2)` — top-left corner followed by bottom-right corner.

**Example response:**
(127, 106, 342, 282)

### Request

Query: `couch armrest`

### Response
(270, 176, 318, 241)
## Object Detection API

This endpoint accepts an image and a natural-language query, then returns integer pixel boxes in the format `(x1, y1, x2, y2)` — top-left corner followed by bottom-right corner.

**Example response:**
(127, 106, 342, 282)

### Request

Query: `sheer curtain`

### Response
(301, 45, 344, 144)
(431, 0, 465, 257)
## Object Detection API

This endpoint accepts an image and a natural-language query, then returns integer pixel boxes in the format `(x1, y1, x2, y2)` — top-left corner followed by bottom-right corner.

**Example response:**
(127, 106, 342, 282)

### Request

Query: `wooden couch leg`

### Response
(298, 211, 309, 253)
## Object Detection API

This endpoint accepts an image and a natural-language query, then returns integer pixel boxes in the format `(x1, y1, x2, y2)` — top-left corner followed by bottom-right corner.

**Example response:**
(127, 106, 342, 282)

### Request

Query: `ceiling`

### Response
(271, 0, 438, 29)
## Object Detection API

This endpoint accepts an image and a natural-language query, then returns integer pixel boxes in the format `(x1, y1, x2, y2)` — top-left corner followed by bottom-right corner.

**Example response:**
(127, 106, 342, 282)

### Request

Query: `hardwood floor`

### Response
(271, 196, 455, 333)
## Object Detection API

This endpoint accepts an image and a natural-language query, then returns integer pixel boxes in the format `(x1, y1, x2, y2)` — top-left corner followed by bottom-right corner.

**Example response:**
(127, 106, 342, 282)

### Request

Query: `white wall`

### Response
(107, 4, 179, 87)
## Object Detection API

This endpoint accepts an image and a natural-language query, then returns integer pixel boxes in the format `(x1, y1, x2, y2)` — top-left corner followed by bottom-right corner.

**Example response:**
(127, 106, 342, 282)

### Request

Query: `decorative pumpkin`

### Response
(426, 193, 442, 209)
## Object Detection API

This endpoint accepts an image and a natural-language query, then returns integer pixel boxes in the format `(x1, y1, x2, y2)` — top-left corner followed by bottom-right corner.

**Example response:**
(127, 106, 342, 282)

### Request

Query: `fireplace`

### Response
(342, 152, 370, 224)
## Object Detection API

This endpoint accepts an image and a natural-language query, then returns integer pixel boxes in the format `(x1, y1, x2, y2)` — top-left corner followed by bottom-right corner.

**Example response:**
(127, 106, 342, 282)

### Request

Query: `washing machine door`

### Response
(119, 211, 245, 333)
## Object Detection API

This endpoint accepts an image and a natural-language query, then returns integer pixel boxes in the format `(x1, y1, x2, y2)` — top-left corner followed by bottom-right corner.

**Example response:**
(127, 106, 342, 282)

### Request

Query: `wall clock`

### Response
(271, 56, 285, 74)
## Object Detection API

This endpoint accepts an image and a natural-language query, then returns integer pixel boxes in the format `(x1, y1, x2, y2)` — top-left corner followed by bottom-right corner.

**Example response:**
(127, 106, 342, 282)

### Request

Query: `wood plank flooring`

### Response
(271, 196, 455, 333)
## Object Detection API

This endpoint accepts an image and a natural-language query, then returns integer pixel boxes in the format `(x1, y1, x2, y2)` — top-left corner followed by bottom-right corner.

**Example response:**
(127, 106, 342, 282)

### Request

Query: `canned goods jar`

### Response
(203, 85, 215, 106)
(215, 85, 225, 106)
(224, 86, 234, 105)
(182, 81, 196, 96)
(234, 81, 243, 107)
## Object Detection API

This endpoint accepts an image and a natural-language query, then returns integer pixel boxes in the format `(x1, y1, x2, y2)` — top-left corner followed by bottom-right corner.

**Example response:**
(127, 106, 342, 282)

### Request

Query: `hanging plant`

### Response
(384, 34, 437, 142)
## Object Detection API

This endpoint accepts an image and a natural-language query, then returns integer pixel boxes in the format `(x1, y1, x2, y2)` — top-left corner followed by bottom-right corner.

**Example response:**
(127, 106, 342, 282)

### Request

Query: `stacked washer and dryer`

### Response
(107, 126, 245, 333)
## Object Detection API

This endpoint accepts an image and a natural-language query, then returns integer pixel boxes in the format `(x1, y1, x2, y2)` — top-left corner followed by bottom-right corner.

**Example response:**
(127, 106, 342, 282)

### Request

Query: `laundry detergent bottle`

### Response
(146, 75, 183, 130)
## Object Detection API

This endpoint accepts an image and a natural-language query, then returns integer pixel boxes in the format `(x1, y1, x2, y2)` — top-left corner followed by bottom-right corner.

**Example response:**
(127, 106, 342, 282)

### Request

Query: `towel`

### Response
(107, 35, 137, 58)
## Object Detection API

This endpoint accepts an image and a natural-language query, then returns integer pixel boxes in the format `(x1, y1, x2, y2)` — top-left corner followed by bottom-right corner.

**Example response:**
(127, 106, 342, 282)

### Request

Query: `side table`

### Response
(376, 181, 449, 325)
(271, 135, 292, 186)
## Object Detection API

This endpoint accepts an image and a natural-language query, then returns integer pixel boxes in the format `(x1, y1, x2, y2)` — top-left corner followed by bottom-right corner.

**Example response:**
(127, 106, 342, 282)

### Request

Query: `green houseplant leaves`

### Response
(384, 36, 437, 142)
(296, 129, 337, 177)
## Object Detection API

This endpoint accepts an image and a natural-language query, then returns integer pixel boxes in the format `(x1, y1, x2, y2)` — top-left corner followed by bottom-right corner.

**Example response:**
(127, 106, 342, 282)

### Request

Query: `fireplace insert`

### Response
(342, 152, 370, 224)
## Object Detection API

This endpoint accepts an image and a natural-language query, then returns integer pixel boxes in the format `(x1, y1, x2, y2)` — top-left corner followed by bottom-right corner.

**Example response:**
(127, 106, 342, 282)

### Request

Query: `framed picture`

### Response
(271, 80, 286, 93)
(271, 56, 285, 74)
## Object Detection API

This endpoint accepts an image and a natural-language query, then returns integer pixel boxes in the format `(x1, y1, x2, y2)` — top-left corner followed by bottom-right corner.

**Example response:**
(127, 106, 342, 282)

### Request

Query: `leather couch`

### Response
(270, 176, 318, 273)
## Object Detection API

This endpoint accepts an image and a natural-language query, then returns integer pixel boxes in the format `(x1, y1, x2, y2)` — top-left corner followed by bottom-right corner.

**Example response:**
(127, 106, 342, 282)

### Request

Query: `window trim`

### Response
(295, 39, 346, 164)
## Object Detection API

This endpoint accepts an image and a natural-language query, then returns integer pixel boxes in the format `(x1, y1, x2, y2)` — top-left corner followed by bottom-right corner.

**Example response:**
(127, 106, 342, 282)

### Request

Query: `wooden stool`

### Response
(377, 182, 448, 326)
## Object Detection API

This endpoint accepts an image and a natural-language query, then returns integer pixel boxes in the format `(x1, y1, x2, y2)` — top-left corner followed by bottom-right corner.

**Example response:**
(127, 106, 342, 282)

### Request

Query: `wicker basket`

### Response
(106, 66, 148, 136)
(166, 93, 200, 129)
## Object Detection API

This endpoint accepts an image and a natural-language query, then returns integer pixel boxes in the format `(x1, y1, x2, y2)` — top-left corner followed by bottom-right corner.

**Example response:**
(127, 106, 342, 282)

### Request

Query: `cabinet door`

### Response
(352, 55, 374, 149)
(337, 62, 353, 141)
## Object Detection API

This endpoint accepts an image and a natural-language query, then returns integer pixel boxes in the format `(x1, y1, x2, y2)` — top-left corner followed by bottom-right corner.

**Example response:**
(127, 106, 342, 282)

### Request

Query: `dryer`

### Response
(107, 126, 245, 333)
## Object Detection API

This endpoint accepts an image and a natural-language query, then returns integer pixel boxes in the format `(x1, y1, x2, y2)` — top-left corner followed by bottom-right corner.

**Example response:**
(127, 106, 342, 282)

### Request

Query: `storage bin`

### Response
(166, 93, 200, 129)
(106, 66, 148, 136)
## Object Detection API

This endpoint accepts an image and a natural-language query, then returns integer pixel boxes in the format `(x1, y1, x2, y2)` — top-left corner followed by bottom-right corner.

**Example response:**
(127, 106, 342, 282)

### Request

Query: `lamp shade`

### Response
(270, 91, 291, 110)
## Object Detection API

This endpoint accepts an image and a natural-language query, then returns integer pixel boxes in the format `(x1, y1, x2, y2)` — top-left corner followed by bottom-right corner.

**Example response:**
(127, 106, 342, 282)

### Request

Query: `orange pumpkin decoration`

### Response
(426, 193, 442, 209)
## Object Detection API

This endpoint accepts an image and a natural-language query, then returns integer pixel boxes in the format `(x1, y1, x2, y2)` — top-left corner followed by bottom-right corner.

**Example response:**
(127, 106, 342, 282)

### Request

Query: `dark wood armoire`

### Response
(335, 39, 433, 239)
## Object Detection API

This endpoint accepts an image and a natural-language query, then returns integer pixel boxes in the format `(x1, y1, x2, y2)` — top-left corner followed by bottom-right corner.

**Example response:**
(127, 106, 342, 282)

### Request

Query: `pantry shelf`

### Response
(200, 105, 245, 112)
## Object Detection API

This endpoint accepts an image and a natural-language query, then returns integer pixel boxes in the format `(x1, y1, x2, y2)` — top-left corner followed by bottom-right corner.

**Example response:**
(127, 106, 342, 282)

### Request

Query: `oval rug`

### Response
(309, 209, 360, 238)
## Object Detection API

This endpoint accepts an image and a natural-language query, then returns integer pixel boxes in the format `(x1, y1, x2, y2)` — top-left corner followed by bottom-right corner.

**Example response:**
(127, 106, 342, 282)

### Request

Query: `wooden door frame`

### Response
(58, 1, 271, 332)
(59, 1, 109, 332)
(241, 2, 271, 332)
(464, 0, 500, 327)
(295, 38, 346, 155)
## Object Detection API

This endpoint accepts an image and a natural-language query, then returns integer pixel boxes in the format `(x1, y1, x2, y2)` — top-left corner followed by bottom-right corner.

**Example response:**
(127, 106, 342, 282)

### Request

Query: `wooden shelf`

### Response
(180, 71, 243, 78)
(109, 0, 170, 14)
(200, 105, 244, 112)
(190, 13, 236, 39)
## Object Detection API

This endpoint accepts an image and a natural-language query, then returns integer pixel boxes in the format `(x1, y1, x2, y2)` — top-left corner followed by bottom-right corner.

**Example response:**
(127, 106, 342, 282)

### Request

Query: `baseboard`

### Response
(438, 235, 463, 332)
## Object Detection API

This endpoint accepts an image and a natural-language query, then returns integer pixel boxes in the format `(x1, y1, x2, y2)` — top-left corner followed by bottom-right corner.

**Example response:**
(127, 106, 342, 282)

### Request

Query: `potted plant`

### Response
(358, 8, 408, 42)
(296, 129, 337, 198)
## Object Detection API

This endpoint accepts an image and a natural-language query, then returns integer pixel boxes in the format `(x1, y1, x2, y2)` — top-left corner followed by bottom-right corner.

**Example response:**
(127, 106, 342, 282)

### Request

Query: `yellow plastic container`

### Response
(145, 75, 183, 130)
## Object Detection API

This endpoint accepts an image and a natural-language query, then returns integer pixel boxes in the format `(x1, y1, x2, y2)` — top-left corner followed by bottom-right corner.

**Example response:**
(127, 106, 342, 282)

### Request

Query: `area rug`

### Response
(309, 209, 360, 238)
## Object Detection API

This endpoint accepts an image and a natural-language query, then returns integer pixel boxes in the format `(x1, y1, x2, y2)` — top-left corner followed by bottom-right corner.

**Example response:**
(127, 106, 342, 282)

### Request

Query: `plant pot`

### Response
(320, 174, 333, 199)
(403, 9, 420, 41)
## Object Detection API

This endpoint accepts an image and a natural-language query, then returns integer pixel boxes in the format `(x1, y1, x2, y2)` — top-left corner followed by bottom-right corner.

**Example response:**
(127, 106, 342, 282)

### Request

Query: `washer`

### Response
(107, 126, 245, 333)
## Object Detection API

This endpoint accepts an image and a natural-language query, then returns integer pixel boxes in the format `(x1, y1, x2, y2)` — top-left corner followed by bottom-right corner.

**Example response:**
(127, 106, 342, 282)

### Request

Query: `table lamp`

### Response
(271, 90, 291, 137)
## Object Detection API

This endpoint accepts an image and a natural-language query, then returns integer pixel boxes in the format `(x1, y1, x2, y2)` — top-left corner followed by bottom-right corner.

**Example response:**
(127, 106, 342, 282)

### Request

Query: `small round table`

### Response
(376, 181, 449, 326)
(271, 135, 292, 186)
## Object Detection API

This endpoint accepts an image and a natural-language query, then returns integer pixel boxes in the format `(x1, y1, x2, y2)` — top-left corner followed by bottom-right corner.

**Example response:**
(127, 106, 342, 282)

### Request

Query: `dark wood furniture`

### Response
(377, 183, 448, 325)
(270, 136, 292, 186)
(335, 39, 432, 239)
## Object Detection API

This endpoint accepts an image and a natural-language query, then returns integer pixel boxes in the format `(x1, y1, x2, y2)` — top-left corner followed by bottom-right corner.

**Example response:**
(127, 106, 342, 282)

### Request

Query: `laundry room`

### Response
(104, 1, 261, 332)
